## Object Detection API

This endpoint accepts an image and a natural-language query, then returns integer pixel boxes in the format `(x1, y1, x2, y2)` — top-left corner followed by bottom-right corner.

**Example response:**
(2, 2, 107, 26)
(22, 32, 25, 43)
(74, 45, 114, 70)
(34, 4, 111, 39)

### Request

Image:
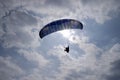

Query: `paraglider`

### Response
(64, 46, 69, 53)
(39, 19, 83, 53)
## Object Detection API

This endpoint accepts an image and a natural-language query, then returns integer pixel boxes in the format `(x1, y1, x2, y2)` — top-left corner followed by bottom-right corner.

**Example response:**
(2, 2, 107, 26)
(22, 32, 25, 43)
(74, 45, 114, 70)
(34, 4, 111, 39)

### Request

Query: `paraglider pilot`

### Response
(64, 46, 69, 53)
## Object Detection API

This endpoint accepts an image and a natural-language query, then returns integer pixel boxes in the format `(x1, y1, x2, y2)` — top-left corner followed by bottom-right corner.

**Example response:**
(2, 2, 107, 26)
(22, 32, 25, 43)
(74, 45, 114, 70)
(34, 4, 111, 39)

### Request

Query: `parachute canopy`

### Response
(39, 19, 83, 38)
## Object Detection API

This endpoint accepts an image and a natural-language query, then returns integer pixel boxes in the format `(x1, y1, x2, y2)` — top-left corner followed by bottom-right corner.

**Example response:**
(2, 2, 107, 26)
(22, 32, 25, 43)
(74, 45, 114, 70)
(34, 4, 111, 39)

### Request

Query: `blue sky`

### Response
(0, 0, 120, 80)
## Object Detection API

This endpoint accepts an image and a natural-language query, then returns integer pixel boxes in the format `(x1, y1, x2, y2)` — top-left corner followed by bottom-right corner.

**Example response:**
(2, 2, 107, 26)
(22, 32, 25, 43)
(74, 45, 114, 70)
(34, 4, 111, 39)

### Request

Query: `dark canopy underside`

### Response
(39, 19, 83, 38)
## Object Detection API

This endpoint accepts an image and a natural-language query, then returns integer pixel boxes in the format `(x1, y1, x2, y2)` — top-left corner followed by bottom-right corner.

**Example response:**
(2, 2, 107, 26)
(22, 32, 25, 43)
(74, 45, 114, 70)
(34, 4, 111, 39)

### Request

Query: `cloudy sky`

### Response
(0, 0, 120, 80)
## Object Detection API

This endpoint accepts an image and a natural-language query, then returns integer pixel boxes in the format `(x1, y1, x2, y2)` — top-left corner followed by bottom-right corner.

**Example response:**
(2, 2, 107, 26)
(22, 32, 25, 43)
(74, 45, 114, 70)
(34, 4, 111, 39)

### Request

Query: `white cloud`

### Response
(101, 43, 120, 68)
(0, 56, 25, 80)
(19, 0, 120, 24)
(20, 68, 43, 80)
(0, 0, 120, 49)
(0, 0, 120, 80)
(0, 10, 39, 48)
(47, 34, 120, 80)
(18, 49, 49, 68)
